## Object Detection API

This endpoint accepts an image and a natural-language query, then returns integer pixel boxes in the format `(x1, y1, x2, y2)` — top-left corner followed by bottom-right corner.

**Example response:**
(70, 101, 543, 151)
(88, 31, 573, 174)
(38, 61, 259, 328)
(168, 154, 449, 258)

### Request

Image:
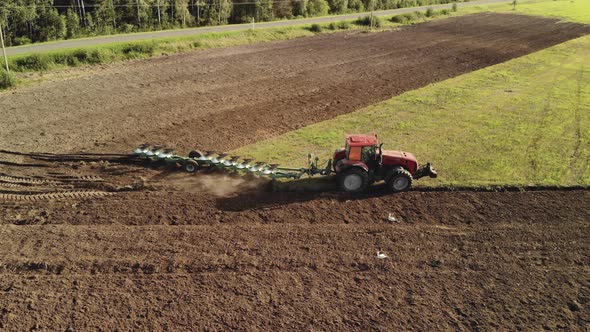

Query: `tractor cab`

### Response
(333, 134, 382, 172)
(333, 134, 437, 193)
(345, 134, 379, 163)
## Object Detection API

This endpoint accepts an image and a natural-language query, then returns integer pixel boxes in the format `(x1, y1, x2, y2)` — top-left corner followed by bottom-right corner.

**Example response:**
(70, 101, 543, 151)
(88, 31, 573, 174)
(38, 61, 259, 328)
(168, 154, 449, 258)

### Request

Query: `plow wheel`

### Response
(339, 168, 369, 193)
(183, 160, 200, 173)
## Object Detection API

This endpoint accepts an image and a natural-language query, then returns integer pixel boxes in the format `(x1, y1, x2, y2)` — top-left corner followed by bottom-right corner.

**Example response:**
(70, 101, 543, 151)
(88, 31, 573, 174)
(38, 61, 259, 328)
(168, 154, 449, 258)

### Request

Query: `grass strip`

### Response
(234, 34, 590, 187)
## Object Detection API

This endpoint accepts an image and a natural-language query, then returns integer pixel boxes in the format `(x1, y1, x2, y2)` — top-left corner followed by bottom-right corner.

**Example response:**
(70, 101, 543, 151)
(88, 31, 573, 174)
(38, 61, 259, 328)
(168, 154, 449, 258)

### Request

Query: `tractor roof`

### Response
(346, 134, 378, 147)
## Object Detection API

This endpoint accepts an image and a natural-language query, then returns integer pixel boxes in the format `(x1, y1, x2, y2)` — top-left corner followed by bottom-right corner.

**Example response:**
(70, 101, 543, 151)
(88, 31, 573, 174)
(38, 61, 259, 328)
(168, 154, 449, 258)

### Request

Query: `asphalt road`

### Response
(4, 0, 511, 56)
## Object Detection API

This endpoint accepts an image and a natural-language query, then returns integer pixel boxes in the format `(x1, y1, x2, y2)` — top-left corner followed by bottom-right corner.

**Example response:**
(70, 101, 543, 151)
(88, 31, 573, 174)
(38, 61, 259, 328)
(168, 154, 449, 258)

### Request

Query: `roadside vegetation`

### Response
(0, 70, 16, 89)
(0, 0, 464, 47)
(234, 36, 590, 187)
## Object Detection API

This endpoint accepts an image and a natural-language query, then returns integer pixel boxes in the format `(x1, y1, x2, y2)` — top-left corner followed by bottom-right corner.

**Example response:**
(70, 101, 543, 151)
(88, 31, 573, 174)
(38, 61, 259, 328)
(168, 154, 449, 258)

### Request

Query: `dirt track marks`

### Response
(0, 190, 113, 202)
(0, 169, 113, 202)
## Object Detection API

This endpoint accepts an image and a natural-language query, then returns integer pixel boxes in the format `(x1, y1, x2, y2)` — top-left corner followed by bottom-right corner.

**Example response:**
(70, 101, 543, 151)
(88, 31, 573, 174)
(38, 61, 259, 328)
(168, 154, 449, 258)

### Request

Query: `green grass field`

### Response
(463, 0, 590, 24)
(234, 3, 590, 187)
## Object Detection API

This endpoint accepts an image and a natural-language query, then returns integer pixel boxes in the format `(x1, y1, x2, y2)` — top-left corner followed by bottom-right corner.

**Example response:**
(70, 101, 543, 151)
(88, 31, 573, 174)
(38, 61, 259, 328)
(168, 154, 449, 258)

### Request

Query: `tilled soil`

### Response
(1, 13, 589, 155)
(1, 13, 590, 331)
(1, 180, 589, 330)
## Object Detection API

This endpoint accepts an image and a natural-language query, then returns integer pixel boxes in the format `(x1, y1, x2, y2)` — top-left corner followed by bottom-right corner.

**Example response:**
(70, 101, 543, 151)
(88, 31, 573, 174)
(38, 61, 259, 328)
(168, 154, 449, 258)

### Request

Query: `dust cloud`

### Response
(160, 172, 268, 197)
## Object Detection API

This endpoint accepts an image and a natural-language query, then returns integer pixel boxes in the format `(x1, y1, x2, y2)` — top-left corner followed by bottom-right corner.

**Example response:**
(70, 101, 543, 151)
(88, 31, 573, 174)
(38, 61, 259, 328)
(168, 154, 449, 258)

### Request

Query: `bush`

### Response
(309, 24, 323, 32)
(0, 70, 15, 89)
(452, 2, 458, 12)
(326, 21, 351, 30)
(120, 24, 135, 33)
(121, 43, 156, 56)
(87, 49, 113, 64)
(404, 13, 418, 21)
(337, 21, 351, 29)
(355, 15, 382, 28)
(13, 36, 32, 46)
(72, 49, 90, 62)
(14, 54, 51, 71)
(51, 52, 80, 66)
(440, 9, 450, 15)
(425, 7, 435, 17)
(391, 14, 412, 24)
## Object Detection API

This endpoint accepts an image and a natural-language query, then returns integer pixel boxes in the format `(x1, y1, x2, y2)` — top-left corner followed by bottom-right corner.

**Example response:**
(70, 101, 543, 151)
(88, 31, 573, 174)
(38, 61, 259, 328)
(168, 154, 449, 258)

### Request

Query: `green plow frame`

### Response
(132, 144, 332, 179)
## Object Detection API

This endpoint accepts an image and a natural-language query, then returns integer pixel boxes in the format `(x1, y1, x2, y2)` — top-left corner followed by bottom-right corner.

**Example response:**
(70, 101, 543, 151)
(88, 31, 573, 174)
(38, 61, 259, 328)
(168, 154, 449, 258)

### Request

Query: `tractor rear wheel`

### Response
(339, 168, 369, 193)
(386, 168, 413, 192)
(183, 160, 200, 173)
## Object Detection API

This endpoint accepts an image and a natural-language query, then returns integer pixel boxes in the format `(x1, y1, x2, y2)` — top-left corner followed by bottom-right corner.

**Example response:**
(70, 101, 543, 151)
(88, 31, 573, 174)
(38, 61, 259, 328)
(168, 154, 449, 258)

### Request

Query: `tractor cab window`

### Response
(347, 145, 362, 161)
(361, 145, 376, 162)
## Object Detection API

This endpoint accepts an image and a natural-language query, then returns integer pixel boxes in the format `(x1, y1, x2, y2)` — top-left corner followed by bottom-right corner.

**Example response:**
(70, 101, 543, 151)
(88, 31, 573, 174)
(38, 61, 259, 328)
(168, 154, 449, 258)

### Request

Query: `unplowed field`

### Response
(1, 13, 589, 331)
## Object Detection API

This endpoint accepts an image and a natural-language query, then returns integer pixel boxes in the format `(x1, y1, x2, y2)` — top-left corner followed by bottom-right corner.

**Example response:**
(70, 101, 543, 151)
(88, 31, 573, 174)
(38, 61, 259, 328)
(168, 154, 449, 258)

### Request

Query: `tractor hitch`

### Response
(414, 163, 437, 179)
(306, 154, 332, 176)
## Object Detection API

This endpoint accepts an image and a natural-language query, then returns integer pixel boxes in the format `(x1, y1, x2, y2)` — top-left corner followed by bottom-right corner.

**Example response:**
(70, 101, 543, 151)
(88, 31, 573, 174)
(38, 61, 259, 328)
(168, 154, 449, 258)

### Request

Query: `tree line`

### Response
(0, 0, 461, 46)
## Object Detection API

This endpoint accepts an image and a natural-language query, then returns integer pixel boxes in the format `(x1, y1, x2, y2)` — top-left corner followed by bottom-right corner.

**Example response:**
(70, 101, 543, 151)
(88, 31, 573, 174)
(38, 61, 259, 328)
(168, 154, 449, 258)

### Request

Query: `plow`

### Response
(133, 145, 332, 179)
(133, 134, 438, 192)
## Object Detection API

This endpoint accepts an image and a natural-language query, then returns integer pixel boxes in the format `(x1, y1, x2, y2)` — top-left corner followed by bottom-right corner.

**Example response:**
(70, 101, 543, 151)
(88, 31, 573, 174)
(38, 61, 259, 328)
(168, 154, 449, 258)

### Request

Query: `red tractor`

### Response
(333, 134, 437, 192)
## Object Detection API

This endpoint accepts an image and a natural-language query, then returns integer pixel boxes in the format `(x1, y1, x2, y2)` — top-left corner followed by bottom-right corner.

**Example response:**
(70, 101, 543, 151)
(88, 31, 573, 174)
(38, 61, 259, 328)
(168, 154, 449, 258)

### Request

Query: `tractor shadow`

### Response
(216, 176, 590, 212)
(215, 176, 398, 212)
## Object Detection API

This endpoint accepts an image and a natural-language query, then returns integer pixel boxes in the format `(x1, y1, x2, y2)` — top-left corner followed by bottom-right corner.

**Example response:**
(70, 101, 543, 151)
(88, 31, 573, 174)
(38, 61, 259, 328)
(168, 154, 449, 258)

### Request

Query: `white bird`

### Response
(376, 251, 388, 259)
(387, 213, 398, 222)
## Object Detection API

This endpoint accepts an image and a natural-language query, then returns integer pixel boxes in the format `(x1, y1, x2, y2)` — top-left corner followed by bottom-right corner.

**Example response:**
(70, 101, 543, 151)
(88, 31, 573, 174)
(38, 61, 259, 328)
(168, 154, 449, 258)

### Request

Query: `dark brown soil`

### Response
(1, 13, 589, 155)
(1, 13, 590, 331)
(1, 179, 589, 331)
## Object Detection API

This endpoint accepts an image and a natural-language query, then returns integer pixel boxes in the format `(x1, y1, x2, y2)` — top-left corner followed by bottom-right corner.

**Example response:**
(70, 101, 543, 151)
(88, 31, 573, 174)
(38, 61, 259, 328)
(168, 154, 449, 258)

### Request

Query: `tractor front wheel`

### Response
(386, 168, 413, 192)
(339, 168, 369, 193)
(183, 160, 200, 173)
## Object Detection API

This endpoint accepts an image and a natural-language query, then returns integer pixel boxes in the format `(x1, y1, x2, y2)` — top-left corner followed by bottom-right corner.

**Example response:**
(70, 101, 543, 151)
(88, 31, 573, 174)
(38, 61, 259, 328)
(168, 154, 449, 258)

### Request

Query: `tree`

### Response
(65, 9, 81, 38)
(255, 0, 273, 22)
(306, 0, 329, 16)
(36, 7, 66, 41)
(174, 0, 194, 26)
(273, 0, 294, 19)
(327, 0, 347, 14)
(13, 0, 40, 40)
(204, 0, 232, 25)
(292, 0, 307, 17)
(96, 0, 117, 33)
(85, 12, 96, 32)
(348, 0, 364, 12)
